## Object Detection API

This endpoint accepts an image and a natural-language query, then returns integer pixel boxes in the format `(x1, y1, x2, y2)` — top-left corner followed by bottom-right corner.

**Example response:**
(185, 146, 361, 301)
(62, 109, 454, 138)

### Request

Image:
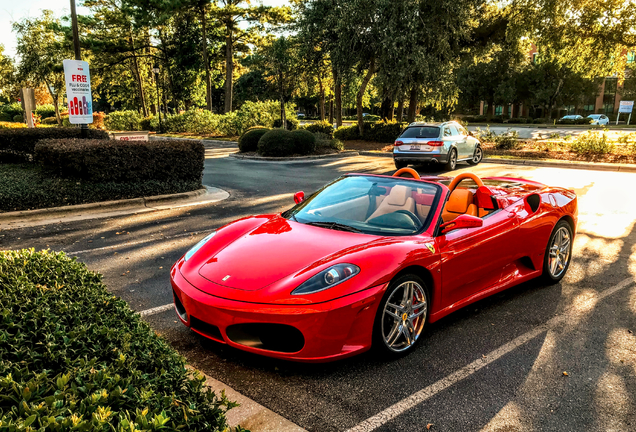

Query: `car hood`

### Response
(197, 216, 376, 291)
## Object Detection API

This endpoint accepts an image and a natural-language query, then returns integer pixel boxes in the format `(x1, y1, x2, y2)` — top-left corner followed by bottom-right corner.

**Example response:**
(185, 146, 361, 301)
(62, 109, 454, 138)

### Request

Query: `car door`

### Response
(455, 124, 473, 158)
(435, 208, 519, 308)
(442, 125, 454, 157)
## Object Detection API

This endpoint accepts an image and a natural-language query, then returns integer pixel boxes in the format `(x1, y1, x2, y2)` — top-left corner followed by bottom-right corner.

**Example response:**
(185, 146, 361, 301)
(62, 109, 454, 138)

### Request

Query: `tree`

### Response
(254, 36, 299, 129)
(13, 11, 72, 124)
(211, 0, 291, 113)
(0, 45, 16, 103)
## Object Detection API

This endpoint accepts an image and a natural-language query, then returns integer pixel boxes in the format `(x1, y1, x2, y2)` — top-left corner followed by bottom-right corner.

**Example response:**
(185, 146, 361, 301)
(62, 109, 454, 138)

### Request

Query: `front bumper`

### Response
(170, 267, 387, 362)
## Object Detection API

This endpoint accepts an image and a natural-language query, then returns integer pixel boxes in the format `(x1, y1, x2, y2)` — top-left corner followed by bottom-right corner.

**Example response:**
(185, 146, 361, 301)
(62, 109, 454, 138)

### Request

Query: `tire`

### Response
(444, 148, 457, 171)
(394, 159, 408, 169)
(373, 274, 430, 357)
(542, 220, 573, 284)
(467, 145, 483, 166)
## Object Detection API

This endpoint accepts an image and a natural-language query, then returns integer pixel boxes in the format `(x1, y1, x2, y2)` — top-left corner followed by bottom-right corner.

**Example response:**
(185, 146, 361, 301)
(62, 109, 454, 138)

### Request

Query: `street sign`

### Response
(618, 101, 634, 113)
(63, 59, 93, 124)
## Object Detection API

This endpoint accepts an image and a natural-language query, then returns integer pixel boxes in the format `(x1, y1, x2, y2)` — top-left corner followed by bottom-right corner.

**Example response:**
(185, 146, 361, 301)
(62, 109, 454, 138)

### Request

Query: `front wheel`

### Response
(467, 145, 483, 165)
(373, 274, 429, 357)
(444, 148, 457, 171)
(542, 220, 573, 284)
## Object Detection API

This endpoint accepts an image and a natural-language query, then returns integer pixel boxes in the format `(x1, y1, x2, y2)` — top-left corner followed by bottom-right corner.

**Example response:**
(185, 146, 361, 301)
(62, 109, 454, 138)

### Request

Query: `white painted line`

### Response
(347, 277, 635, 432)
(139, 303, 174, 317)
(67, 230, 204, 256)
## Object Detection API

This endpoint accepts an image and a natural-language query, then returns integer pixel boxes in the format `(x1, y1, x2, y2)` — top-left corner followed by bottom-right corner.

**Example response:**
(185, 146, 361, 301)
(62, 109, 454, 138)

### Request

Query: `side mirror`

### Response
(293, 191, 305, 204)
(440, 214, 483, 234)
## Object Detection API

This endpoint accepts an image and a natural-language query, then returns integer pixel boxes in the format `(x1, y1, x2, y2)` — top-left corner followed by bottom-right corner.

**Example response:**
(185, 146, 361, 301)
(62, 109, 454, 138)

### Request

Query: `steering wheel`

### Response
(393, 210, 423, 229)
(393, 168, 420, 180)
(447, 172, 484, 192)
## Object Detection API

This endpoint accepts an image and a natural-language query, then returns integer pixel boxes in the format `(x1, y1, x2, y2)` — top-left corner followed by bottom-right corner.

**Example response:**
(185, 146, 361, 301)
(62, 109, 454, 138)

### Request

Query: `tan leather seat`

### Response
(366, 185, 415, 221)
(442, 189, 478, 222)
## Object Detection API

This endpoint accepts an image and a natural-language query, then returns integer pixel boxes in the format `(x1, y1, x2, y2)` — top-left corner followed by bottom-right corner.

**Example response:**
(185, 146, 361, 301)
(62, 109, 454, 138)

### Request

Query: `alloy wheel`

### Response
(381, 281, 427, 352)
(548, 226, 571, 278)
(472, 147, 483, 164)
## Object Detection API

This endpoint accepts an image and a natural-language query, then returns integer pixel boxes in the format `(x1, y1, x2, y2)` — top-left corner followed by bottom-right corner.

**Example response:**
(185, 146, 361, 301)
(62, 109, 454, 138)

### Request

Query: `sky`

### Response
(0, 0, 289, 58)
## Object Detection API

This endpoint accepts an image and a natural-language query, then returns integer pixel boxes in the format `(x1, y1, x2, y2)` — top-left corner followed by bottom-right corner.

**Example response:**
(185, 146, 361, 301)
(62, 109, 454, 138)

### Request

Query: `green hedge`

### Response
(257, 129, 295, 156)
(35, 104, 56, 119)
(0, 249, 241, 431)
(34, 138, 204, 183)
(334, 121, 407, 143)
(0, 128, 109, 156)
(557, 118, 592, 125)
(105, 110, 142, 131)
(303, 120, 334, 138)
(238, 127, 269, 152)
(291, 129, 316, 155)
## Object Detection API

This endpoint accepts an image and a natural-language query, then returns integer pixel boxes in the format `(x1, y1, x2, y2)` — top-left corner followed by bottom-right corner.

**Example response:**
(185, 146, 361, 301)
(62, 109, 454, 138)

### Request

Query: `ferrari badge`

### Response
(425, 243, 436, 254)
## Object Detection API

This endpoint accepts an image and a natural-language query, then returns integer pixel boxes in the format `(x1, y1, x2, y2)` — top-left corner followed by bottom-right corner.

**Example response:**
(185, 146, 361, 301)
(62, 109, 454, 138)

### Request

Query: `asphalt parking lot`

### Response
(2, 147, 635, 432)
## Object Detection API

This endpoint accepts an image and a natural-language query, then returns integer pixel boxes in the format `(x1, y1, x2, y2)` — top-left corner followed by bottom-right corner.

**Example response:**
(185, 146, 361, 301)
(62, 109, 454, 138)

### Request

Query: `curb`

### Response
(359, 151, 392, 158)
(229, 150, 359, 161)
(186, 366, 307, 432)
(0, 186, 230, 229)
(482, 157, 636, 173)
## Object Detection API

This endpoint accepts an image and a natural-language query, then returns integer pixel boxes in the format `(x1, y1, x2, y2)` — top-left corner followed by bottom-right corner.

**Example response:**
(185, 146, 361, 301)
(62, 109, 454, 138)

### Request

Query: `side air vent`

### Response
(525, 194, 541, 213)
(173, 290, 187, 321)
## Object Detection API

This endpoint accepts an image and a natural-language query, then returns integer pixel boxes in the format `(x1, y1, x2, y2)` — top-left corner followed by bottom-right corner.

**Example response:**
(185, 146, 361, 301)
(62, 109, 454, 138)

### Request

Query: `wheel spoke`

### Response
(410, 306, 426, 319)
(401, 324, 412, 346)
(385, 321, 401, 346)
(550, 256, 558, 274)
(385, 309, 401, 320)
(387, 302, 404, 313)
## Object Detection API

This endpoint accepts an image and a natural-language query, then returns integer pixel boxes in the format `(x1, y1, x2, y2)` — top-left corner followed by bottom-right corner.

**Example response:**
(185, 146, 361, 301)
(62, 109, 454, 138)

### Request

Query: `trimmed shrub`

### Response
(0, 112, 11, 122)
(334, 121, 406, 143)
(570, 131, 614, 154)
(303, 120, 334, 138)
(257, 129, 295, 156)
(1, 102, 23, 120)
(315, 132, 344, 151)
(507, 117, 529, 124)
(489, 115, 505, 123)
(273, 117, 299, 130)
(0, 249, 238, 430)
(35, 138, 204, 183)
(291, 129, 317, 155)
(334, 125, 361, 141)
(105, 110, 142, 131)
(239, 127, 269, 152)
(13, 114, 24, 123)
(41, 116, 59, 125)
(0, 121, 26, 129)
(533, 117, 549, 124)
(35, 104, 56, 119)
(0, 127, 109, 156)
(557, 118, 592, 125)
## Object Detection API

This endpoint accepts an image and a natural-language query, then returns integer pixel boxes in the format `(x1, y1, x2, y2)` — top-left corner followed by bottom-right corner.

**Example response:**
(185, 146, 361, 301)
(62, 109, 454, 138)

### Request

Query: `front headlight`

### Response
(292, 263, 360, 295)
(184, 231, 216, 261)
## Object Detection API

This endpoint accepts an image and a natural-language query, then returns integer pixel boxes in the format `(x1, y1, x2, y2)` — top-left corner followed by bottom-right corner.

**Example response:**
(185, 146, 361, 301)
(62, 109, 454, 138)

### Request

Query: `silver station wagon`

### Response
(393, 121, 483, 171)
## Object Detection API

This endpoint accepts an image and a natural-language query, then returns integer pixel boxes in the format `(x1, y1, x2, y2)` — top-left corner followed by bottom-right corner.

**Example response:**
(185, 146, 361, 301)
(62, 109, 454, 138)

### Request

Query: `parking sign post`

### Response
(617, 101, 634, 125)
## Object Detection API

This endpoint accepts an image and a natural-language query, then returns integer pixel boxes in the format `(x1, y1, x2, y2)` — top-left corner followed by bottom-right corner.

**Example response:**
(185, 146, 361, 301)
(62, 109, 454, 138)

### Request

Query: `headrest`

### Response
(446, 189, 474, 213)
(387, 185, 410, 206)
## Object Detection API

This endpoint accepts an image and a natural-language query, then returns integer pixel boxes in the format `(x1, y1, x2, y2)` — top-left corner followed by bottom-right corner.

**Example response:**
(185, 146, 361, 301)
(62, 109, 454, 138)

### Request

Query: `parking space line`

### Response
(347, 277, 635, 432)
(139, 303, 174, 317)
(66, 231, 204, 256)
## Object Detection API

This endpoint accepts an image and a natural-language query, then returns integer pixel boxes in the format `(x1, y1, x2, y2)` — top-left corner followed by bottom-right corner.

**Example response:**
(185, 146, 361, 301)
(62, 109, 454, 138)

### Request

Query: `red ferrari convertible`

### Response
(171, 169, 577, 362)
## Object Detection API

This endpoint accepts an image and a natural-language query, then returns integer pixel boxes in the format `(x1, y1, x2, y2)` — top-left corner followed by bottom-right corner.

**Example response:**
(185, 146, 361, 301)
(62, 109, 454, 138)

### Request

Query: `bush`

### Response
(238, 127, 269, 152)
(557, 118, 592, 125)
(291, 129, 317, 155)
(489, 115, 505, 123)
(0, 121, 26, 129)
(507, 117, 529, 124)
(475, 126, 521, 150)
(363, 114, 380, 122)
(533, 117, 549, 124)
(105, 110, 142, 131)
(0, 112, 11, 122)
(315, 132, 344, 151)
(41, 116, 59, 125)
(0, 127, 109, 156)
(570, 131, 615, 154)
(303, 120, 334, 138)
(92, 111, 107, 129)
(334, 125, 361, 141)
(0, 249, 238, 430)
(35, 138, 204, 183)
(13, 114, 24, 122)
(35, 104, 56, 119)
(1, 102, 23, 120)
(273, 117, 299, 130)
(257, 129, 295, 156)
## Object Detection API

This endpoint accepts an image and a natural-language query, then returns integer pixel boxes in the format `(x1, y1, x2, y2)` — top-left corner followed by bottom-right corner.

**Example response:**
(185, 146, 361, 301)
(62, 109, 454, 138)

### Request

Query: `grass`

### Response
(0, 163, 201, 212)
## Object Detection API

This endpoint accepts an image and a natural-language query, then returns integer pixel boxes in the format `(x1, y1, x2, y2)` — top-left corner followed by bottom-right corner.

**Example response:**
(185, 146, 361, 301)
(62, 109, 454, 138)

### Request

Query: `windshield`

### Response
(588, 115, 600, 118)
(284, 176, 440, 235)
(400, 126, 440, 139)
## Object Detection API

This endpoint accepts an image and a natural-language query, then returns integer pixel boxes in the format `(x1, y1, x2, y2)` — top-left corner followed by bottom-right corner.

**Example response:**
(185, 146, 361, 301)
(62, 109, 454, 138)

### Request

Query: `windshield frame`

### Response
(282, 174, 443, 236)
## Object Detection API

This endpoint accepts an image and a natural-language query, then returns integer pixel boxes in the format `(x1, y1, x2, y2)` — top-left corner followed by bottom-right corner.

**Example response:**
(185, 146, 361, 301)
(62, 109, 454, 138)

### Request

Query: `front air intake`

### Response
(226, 323, 305, 353)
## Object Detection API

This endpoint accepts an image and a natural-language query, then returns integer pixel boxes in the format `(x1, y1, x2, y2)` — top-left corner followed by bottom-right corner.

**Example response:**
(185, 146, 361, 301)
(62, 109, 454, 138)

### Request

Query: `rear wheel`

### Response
(444, 148, 457, 171)
(542, 220, 573, 284)
(467, 145, 483, 165)
(373, 274, 429, 357)
(394, 159, 408, 169)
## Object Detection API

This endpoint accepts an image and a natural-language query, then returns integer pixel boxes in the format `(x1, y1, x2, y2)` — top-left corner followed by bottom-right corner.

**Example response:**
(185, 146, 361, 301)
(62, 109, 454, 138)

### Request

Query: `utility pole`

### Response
(69, 0, 88, 136)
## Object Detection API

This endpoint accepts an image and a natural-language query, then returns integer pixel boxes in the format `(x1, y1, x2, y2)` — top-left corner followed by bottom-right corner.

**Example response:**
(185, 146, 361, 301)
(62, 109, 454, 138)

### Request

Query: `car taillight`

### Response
(428, 141, 444, 146)
(394, 140, 404, 146)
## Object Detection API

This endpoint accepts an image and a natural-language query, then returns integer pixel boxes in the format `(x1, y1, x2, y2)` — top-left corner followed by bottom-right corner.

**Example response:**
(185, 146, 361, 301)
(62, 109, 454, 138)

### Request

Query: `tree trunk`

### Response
(329, 95, 334, 124)
(129, 30, 148, 117)
(200, 6, 212, 111)
(280, 73, 286, 129)
(44, 78, 61, 126)
(224, 20, 234, 113)
(407, 86, 418, 123)
(335, 71, 342, 127)
(357, 57, 375, 136)
(397, 94, 404, 122)
(318, 77, 325, 121)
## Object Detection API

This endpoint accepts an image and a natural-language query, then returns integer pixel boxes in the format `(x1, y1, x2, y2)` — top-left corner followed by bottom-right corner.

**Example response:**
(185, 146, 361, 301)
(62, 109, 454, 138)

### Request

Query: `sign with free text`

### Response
(619, 101, 634, 114)
(63, 59, 93, 124)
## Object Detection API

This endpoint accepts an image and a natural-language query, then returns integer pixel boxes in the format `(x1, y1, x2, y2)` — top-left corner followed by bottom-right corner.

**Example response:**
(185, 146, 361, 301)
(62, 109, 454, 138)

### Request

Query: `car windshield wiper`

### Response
(304, 221, 362, 233)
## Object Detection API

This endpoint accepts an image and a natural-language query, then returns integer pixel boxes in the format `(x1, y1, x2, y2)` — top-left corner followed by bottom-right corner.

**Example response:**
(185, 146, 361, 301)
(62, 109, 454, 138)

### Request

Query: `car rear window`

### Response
(400, 126, 440, 139)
